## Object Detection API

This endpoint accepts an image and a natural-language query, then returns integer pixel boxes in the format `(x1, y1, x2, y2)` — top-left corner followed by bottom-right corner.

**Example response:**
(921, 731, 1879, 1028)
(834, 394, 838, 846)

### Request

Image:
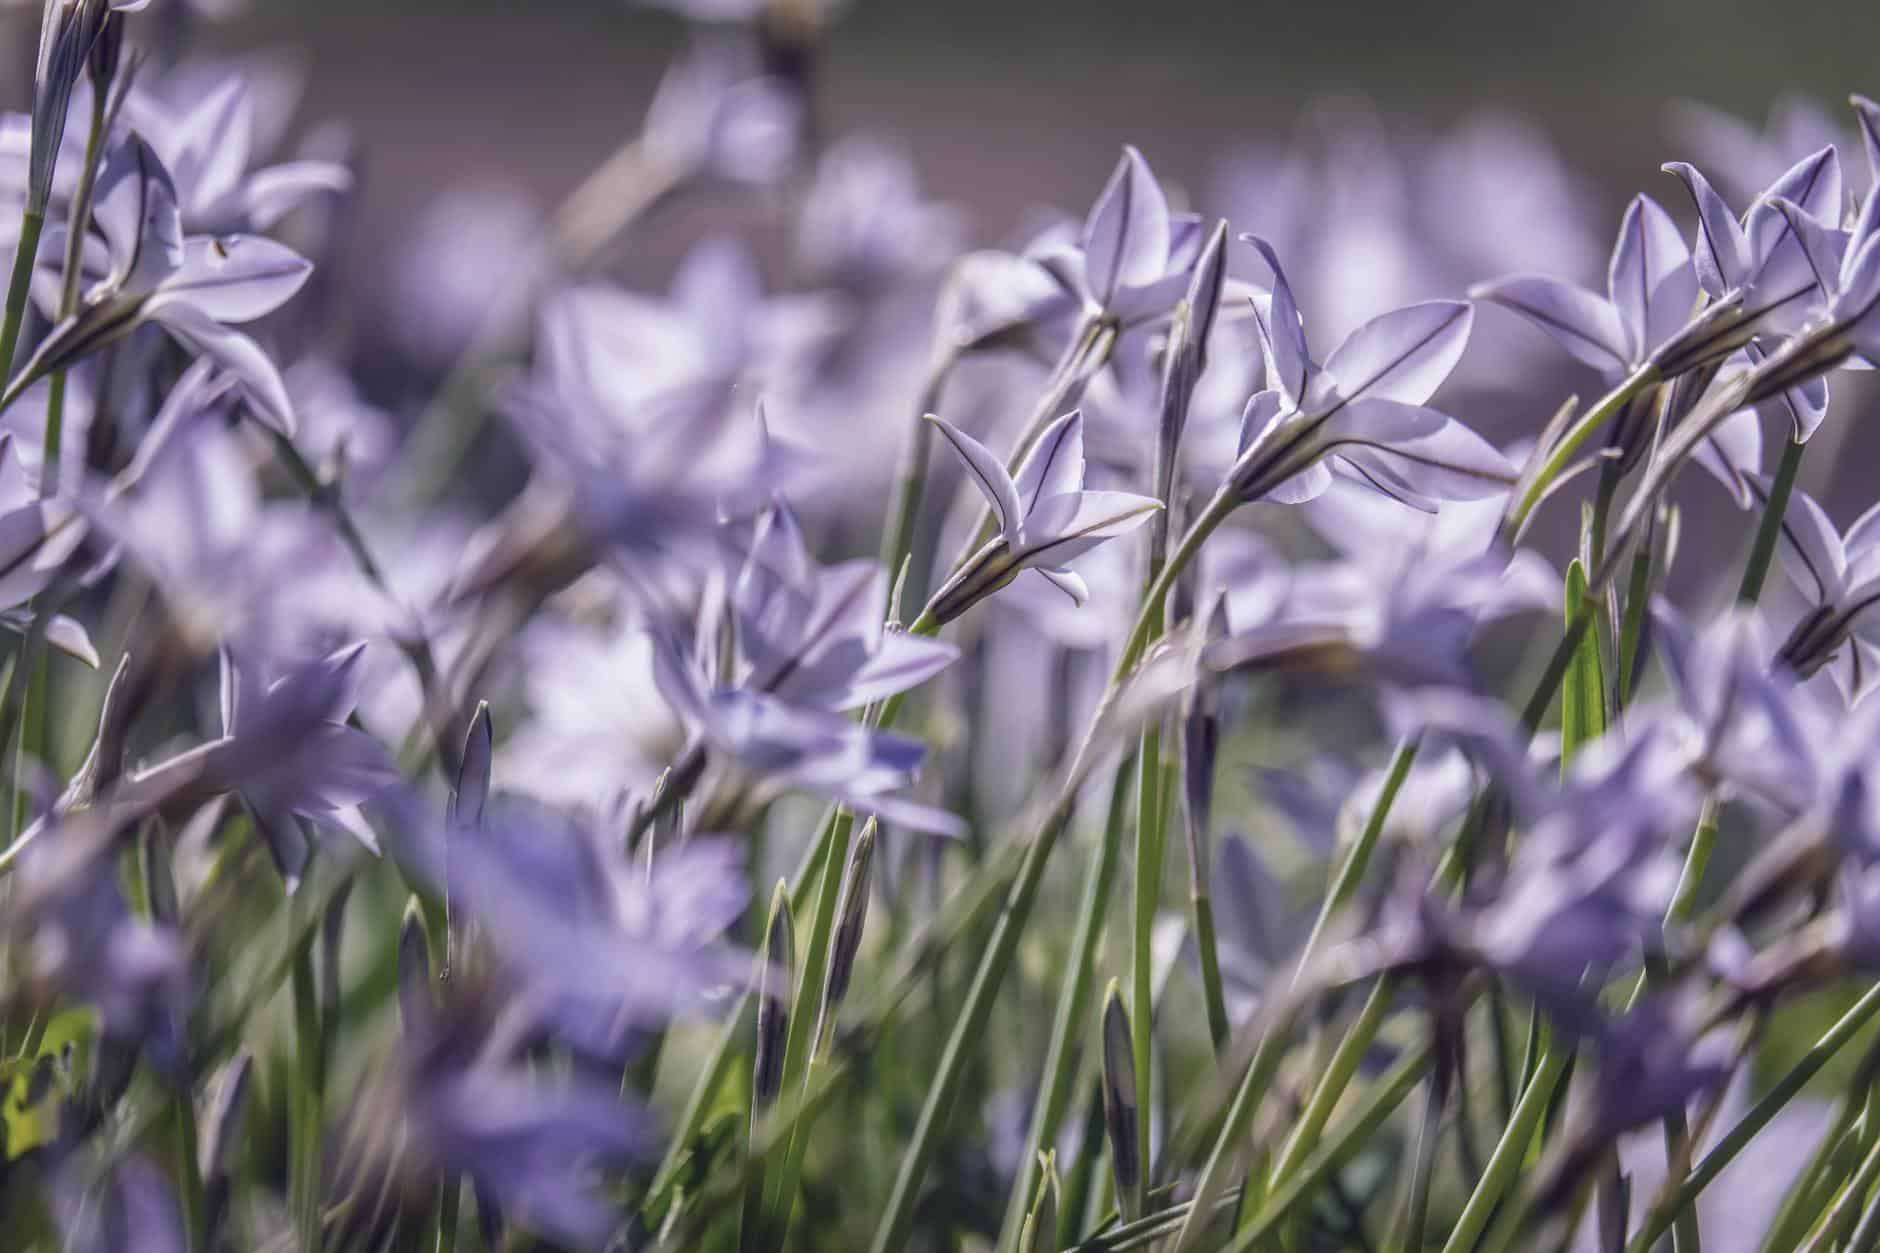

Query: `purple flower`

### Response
(1474, 194, 1698, 381)
(1748, 475, 1880, 695)
(4, 135, 312, 433)
(213, 642, 401, 885)
(796, 136, 967, 289)
(395, 1011, 657, 1251)
(926, 409, 1160, 623)
(1030, 146, 1206, 329)
(1209, 484, 1555, 692)
(1226, 236, 1511, 509)
(650, 499, 962, 833)
(444, 799, 752, 1062)
(27, 1, 152, 212)
(123, 70, 352, 233)
(1660, 146, 1844, 349)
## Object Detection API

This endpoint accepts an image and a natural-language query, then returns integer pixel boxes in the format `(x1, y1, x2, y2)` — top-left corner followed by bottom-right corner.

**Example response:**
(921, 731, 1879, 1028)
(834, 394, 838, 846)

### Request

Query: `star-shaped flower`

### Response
(925, 408, 1160, 624)
(1223, 236, 1512, 510)
(2, 135, 312, 433)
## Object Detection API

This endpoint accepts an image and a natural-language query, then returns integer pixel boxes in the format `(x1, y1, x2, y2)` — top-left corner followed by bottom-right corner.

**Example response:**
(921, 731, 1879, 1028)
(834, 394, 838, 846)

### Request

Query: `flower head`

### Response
(926, 409, 1160, 623)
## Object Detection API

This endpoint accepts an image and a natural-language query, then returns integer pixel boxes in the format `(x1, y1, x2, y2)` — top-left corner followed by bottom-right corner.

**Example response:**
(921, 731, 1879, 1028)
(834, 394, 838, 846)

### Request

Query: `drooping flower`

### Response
(3, 135, 312, 433)
(1224, 236, 1512, 510)
(925, 409, 1160, 623)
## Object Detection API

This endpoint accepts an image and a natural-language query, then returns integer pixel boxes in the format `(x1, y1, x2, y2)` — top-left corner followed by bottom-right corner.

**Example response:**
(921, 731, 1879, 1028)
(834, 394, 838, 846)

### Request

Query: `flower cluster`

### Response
(3, 4, 1880, 1253)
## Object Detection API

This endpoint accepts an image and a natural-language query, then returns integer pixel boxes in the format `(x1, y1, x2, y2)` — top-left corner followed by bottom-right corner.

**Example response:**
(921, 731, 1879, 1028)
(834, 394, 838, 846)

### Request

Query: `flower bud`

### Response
(816, 819, 875, 1053)
(1100, 981, 1140, 1216)
(1018, 1150, 1059, 1253)
(752, 880, 795, 1115)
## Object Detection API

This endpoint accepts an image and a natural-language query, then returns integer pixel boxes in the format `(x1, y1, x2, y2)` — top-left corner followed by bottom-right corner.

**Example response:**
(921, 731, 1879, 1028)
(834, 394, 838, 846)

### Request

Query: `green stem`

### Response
(1799, 1123, 1880, 1252)
(872, 487, 1237, 1253)
(1130, 726, 1167, 1214)
(1194, 892, 1230, 1054)
(1269, 975, 1393, 1186)
(1397, 1063, 1446, 1253)
(0, 209, 45, 380)
(1172, 739, 1418, 1253)
(1502, 364, 1660, 540)
(290, 939, 325, 1253)
(1440, 1038, 1573, 1253)
(41, 78, 111, 500)
(995, 762, 1132, 1253)
(765, 809, 857, 1238)
(880, 348, 961, 604)
(1218, 1037, 1436, 1253)
(1738, 436, 1805, 605)
(1626, 979, 1880, 1253)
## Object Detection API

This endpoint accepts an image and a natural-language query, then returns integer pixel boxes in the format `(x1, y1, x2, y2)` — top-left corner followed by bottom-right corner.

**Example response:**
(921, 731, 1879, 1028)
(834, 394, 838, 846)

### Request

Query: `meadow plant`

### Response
(6, 3, 1880, 1251)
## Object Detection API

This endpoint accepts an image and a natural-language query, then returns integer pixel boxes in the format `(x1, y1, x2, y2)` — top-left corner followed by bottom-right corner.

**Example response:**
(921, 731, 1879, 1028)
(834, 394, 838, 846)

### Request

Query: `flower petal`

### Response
(151, 303, 297, 435)
(1747, 475, 1846, 604)
(1013, 409, 1087, 521)
(1470, 274, 1628, 374)
(1320, 300, 1473, 409)
(149, 236, 313, 324)
(926, 414, 1023, 543)
(1021, 490, 1160, 566)
(1327, 398, 1517, 502)
(1241, 235, 1311, 407)
(1608, 194, 1691, 361)
(1082, 146, 1171, 308)
(1034, 567, 1090, 606)
(1662, 161, 1752, 297)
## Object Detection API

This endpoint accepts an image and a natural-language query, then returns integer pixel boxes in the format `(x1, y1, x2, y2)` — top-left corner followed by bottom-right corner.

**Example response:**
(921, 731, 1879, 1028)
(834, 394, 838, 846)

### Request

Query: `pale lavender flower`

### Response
(1655, 146, 1846, 372)
(95, 367, 368, 653)
(1226, 236, 1511, 509)
(5, 135, 312, 433)
(797, 136, 967, 289)
(1669, 93, 1870, 203)
(214, 642, 400, 885)
(1027, 146, 1207, 329)
(1474, 194, 1698, 382)
(0, 430, 93, 660)
(1746, 475, 1880, 696)
(926, 409, 1160, 623)
(650, 500, 962, 833)
(122, 71, 352, 233)
(445, 799, 752, 1062)
(642, 41, 806, 186)
(1209, 487, 1555, 692)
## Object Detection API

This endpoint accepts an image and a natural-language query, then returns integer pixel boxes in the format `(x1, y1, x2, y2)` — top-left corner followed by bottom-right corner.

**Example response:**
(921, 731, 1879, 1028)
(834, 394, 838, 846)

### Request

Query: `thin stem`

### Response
(41, 78, 111, 500)
(1440, 1038, 1572, 1253)
(995, 762, 1132, 1253)
(1193, 892, 1230, 1054)
(0, 209, 46, 380)
(1129, 726, 1167, 1214)
(1269, 976, 1393, 1185)
(1397, 1063, 1446, 1253)
(1502, 363, 1660, 540)
(764, 809, 857, 1236)
(290, 938, 325, 1253)
(880, 347, 962, 604)
(1738, 436, 1805, 606)
(1799, 1124, 1880, 1252)
(1217, 1035, 1436, 1253)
